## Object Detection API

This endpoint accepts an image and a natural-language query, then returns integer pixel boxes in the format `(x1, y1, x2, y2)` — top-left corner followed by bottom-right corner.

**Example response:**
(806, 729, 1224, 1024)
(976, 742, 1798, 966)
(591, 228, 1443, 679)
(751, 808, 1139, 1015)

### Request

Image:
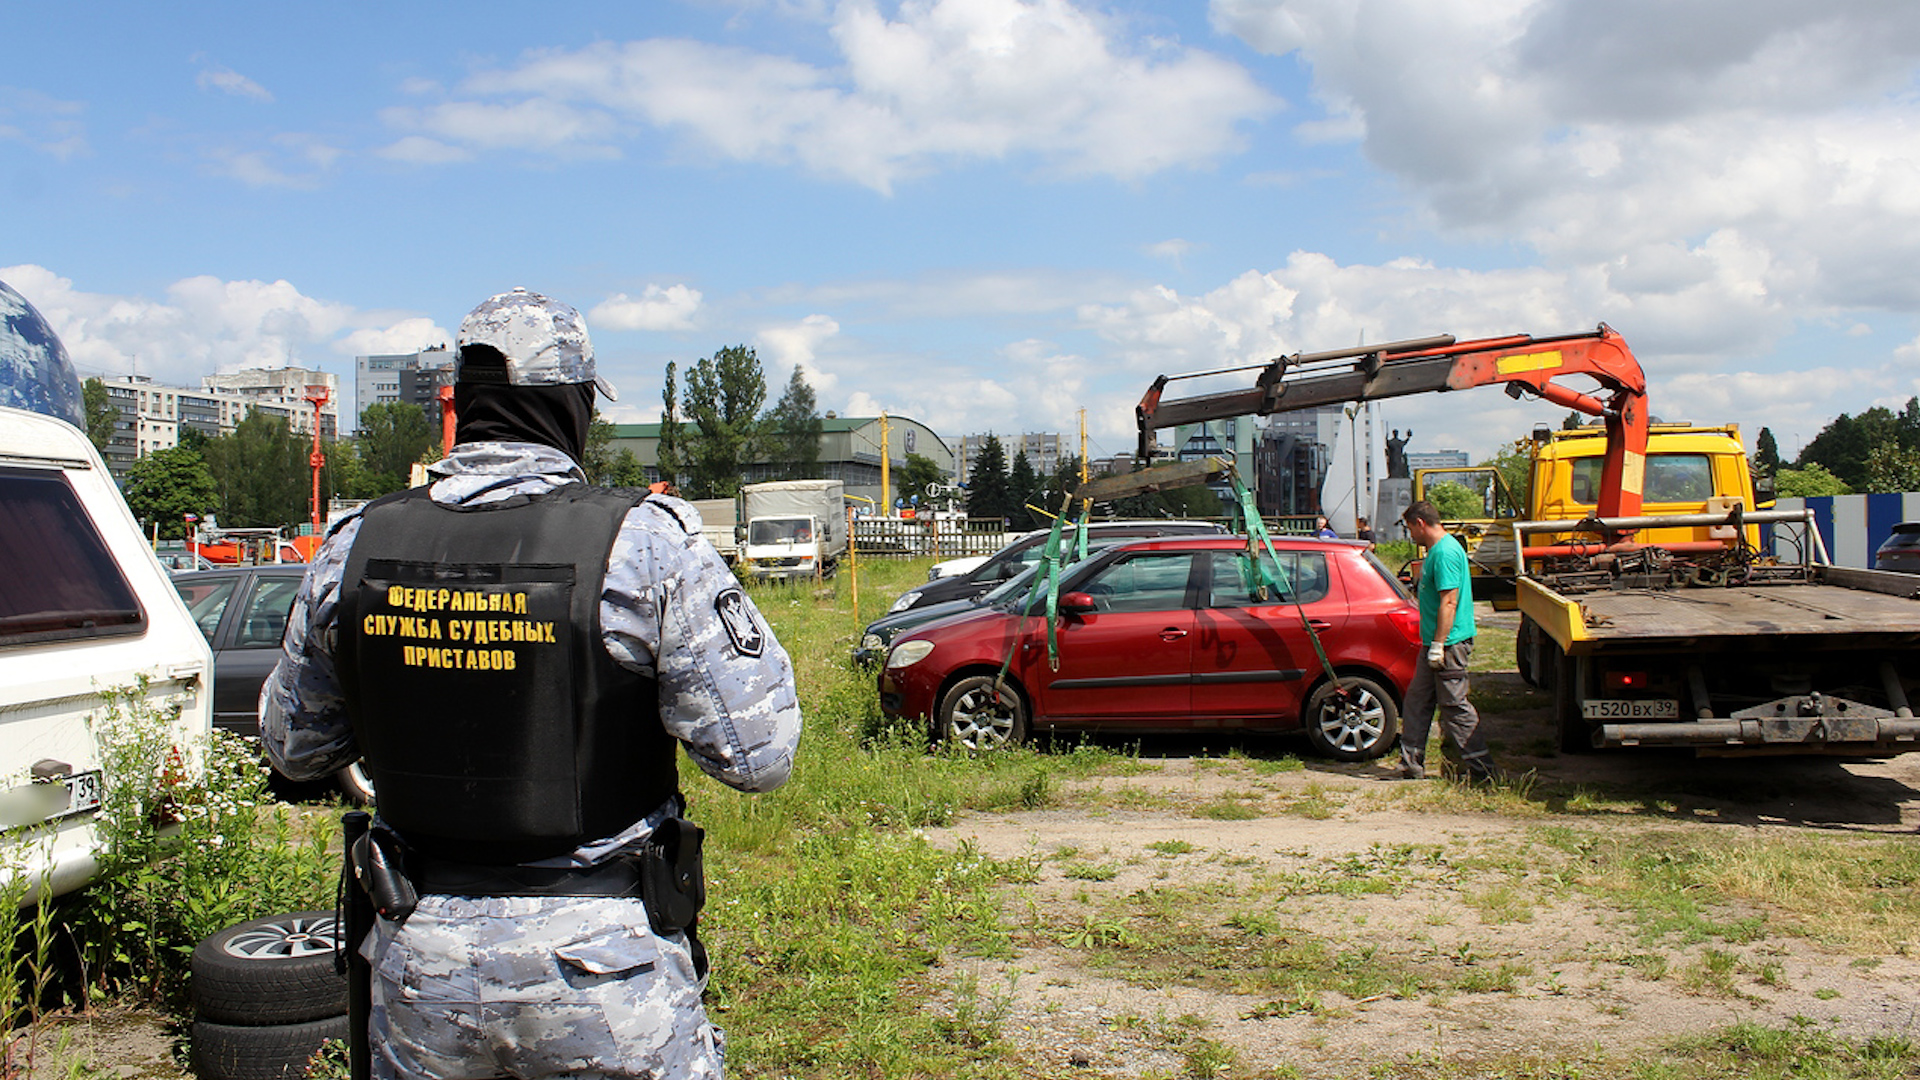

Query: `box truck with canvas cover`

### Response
(741, 480, 848, 582)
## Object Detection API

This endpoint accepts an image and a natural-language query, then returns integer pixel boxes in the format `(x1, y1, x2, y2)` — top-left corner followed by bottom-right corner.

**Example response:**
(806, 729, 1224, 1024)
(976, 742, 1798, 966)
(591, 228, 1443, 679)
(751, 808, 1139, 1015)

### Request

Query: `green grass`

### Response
(1534, 826, 1920, 954)
(17, 554, 1920, 1080)
(653, 562, 1920, 1077)
(689, 558, 1155, 1077)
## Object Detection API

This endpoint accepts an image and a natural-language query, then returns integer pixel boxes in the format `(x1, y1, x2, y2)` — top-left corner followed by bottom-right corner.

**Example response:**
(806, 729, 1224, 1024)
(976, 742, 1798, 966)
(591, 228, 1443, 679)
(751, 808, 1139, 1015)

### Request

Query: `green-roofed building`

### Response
(606, 414, 953, 509)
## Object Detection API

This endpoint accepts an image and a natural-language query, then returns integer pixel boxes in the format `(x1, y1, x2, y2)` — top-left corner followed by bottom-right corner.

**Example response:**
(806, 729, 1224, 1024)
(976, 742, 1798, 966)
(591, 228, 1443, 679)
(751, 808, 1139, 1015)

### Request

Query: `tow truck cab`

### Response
(1415, 424, 1772, 611)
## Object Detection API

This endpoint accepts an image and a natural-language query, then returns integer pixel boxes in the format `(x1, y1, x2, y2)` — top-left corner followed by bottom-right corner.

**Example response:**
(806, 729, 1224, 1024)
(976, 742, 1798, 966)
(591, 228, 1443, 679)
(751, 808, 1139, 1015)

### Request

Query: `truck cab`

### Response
(1530, 424, 1768, 549)
(1414, 423, 1770, 610)
(740, 479, 850, 582)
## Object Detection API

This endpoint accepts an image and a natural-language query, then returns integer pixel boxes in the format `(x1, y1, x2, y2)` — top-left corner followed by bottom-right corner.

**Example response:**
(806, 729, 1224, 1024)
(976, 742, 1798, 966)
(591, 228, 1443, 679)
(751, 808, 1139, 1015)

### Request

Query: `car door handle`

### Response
(1306, 619, 1333, 631)
(1160, 627, 1188, 641)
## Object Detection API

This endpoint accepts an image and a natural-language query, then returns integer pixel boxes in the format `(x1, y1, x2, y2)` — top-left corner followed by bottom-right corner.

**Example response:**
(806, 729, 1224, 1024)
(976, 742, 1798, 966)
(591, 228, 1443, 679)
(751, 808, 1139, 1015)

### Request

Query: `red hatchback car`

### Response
(879, 535, 1421, 759)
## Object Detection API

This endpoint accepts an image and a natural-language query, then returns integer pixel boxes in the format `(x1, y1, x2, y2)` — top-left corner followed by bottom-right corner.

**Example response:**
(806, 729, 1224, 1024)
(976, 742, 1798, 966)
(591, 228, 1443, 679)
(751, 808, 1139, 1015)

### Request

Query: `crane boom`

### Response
(1135, 325, 1651, 527)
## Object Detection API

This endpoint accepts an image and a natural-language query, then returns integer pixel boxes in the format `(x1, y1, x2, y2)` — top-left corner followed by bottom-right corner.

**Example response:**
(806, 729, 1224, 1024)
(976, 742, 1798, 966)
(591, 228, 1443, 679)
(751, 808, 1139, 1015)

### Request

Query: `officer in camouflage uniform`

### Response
(261, 287, 801, 1080)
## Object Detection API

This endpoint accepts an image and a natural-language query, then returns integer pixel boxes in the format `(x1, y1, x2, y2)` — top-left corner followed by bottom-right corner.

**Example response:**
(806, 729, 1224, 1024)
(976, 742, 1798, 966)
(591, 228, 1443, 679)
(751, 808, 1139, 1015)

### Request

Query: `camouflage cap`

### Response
(455, 287, 617, 400)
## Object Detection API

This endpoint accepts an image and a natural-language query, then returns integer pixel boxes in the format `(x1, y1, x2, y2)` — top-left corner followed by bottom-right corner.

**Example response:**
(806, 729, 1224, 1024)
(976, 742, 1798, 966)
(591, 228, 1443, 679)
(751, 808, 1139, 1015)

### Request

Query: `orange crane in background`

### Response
(438, 383, 457, 455)
(280, 383, 334, 562)
(303, 384, 330, 530)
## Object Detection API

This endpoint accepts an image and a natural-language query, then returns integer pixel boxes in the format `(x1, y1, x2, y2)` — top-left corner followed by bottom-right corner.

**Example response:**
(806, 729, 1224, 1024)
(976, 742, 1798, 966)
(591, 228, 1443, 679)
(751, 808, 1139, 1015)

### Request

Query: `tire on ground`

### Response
(191, 911, 346, 1025)
(937, 674, 1029, 750)
(1554, 648, 1595, 755)
(1303, 676, 1400, 762)
(191, 1015, 349, 1080)
(1514, 617, 1540, 688)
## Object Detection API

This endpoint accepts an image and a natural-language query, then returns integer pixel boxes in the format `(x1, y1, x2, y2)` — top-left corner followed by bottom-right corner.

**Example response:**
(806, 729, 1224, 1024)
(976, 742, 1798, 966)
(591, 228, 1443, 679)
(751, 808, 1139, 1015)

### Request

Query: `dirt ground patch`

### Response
(923, 668, 1920, 1077)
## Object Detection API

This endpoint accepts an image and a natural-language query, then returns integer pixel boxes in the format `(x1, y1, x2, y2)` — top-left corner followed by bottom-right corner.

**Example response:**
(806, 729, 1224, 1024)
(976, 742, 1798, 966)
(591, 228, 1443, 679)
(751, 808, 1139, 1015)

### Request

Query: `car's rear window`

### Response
(1881, 525, 1920, 552)
(1362, 550, 1415, 600)
(0, 468, 145, 646)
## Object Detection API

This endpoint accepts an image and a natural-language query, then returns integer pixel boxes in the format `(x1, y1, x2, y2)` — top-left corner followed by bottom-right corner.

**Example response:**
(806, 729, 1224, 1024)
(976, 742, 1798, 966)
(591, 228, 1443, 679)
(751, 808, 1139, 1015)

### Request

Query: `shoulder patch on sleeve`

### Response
(714, 588, 766, 657)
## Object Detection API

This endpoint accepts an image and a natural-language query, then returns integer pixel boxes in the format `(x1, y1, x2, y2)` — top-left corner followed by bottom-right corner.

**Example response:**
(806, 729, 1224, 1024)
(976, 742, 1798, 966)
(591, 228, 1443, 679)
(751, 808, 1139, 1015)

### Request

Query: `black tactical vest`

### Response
(336, 484, 677, 864)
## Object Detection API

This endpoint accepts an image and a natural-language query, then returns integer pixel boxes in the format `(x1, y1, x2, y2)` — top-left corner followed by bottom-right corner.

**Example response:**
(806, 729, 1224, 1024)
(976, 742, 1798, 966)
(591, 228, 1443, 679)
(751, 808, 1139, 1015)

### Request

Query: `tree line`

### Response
(1753, 397, 1920, 497)
(959, 433, 1221, 527)
(86, 380, 652, 539)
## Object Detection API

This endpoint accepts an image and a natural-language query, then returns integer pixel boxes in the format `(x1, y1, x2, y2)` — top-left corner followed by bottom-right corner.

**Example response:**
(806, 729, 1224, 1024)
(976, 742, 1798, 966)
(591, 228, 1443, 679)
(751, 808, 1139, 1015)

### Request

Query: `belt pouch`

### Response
(639, 817, 706, 934)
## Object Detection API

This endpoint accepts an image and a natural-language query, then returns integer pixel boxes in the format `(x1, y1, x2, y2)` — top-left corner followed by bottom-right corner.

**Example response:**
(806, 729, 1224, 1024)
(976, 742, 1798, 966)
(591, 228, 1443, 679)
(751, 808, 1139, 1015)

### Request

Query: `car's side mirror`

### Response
(1059, 591, 1098, 614)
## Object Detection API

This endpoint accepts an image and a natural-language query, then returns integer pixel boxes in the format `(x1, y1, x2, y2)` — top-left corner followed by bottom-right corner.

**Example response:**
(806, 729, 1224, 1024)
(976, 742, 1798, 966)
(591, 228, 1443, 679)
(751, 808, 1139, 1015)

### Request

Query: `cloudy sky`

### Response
(8, 0, 1920, 466)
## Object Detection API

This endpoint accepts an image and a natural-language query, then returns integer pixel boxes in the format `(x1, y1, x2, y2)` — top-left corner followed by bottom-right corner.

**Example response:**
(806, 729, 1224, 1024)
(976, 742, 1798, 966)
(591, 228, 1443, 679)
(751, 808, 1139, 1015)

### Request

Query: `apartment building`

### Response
(98, 368, 339, 482)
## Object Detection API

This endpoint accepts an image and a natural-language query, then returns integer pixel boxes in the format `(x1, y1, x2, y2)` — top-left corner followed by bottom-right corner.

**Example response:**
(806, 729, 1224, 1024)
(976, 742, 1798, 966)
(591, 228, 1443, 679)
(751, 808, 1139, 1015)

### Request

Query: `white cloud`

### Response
(203, 134, 345, 188)
(0, 87, 88, 160)
(379, 98, 624, 159)
(0, 264, 445, 395)
(195, 65, 275, 103)
(1210, 0, 1920, 320)
(381, 0, 1277, 190)
(754, 314, 841, 396)
(1145, 239, 1193, 269)
(374, 135, 473, 164)
(590, 285, 704, 332)
(338, 318, 453, 359)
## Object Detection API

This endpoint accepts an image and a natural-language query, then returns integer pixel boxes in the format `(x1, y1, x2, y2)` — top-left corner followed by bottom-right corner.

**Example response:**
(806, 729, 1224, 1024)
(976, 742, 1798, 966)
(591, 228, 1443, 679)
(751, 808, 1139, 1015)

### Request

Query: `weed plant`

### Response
(2, 685, 337, 1025)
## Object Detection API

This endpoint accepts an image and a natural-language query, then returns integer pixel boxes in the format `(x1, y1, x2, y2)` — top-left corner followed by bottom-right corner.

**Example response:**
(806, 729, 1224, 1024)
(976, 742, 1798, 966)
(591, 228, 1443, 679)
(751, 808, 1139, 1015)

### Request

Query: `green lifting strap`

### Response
(998, 508, 1070, 686)
(1229, 471, 1343, 694)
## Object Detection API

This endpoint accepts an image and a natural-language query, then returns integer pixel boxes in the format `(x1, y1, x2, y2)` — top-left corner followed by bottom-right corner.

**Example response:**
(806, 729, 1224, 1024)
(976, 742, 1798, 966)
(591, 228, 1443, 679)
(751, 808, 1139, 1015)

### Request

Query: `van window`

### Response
(1570, 454, 1713, 505)
(0, 468, 145, 646)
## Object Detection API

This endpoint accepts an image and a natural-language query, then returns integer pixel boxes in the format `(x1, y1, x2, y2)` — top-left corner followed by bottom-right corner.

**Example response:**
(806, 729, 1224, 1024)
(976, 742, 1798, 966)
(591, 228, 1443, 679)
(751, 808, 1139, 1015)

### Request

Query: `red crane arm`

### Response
(1135, 325, 1650, 522)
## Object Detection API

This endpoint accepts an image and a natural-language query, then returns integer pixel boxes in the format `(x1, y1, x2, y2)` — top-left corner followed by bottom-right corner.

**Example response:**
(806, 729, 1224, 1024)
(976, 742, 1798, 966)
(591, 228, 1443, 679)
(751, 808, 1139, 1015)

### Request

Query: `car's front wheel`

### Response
(1303, 676, 1399, 761)
(937, 675, 1029, 750)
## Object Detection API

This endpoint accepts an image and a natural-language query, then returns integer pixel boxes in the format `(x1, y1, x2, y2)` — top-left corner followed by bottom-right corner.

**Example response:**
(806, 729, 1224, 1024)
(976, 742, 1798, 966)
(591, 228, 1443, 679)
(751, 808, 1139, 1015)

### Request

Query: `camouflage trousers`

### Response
(364, 894, 722, 1079)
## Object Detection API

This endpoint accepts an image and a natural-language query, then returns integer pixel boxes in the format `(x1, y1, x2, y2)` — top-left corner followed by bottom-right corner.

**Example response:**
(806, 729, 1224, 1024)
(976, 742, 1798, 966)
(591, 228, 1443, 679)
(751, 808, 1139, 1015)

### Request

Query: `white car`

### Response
(0, 405, 213, 902)
(926, 554, 990, 580)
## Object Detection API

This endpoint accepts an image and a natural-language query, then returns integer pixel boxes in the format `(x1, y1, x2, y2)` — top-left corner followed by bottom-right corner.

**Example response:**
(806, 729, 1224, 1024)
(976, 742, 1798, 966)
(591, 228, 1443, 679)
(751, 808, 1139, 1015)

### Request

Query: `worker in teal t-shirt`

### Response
(1397, 500, 1495, 782)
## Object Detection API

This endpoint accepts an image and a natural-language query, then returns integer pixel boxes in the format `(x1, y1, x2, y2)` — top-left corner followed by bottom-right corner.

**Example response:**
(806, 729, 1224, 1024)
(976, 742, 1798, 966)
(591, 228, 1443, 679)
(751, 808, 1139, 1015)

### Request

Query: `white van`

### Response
(0, 405, 213, 902)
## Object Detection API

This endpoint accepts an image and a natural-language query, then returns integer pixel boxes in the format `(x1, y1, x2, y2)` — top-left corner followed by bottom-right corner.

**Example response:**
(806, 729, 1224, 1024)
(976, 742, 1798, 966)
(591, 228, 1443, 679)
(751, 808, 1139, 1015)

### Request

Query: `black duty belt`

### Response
(409, 853, 644, 899)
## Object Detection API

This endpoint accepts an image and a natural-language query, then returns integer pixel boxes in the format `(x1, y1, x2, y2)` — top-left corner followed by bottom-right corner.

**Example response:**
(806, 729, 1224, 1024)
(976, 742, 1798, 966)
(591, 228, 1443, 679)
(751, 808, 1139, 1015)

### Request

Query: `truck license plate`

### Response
(59, 771, 104, 818)
(1582, 699, 1678, 720)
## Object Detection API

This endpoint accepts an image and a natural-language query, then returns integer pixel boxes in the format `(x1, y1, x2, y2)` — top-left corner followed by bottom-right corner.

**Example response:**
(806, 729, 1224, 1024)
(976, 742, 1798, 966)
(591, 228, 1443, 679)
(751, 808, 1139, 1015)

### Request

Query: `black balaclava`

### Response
(452, 344, 595, 464)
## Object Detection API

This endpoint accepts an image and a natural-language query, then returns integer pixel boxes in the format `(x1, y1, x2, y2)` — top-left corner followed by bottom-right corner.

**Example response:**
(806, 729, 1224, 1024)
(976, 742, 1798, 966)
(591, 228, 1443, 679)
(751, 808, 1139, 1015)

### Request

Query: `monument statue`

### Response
(1385, 428, 1413, 480)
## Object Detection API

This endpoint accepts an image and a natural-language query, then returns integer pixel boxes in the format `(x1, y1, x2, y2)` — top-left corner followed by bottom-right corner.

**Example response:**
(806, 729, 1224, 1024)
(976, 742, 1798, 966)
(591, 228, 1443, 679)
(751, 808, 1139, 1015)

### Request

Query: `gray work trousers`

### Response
(1399, 639, 1494, 779)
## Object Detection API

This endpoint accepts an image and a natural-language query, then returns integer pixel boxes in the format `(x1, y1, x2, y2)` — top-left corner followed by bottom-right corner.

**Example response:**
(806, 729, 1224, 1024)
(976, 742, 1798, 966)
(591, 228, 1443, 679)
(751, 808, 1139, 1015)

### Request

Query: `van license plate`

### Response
(1582, 699, 1679, 720)
(60, 771, 103, 817)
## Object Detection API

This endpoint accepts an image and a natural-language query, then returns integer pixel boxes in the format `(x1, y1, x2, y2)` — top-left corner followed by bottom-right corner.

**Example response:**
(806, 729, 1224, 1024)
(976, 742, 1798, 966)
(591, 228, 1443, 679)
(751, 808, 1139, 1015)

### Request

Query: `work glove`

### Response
(1426, 642, 1445, 670)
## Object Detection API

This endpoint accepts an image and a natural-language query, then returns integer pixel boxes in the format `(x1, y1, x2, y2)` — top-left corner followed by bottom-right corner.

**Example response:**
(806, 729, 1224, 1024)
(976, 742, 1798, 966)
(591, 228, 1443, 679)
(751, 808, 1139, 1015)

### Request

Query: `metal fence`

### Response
(853, 518, 1009, 559)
